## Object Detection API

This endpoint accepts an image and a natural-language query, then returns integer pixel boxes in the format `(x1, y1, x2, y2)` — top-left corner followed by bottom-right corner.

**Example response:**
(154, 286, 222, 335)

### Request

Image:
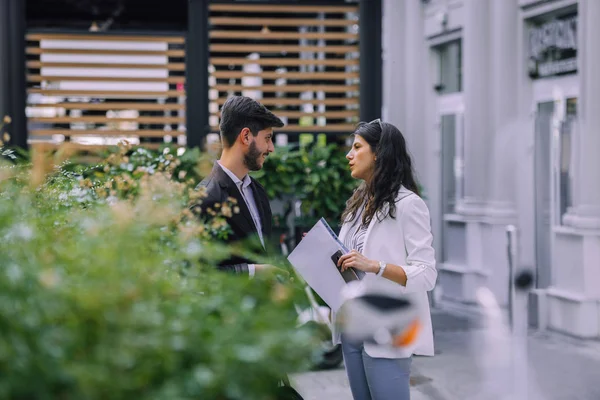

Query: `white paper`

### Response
(287, 219, 349, 311)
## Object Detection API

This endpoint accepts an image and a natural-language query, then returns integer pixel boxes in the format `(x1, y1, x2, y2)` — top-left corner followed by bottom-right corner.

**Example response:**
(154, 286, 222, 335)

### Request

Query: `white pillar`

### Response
(486, 0, 519, 218)
(548, 1, 600, 338)
(457, 0, 490, 216)
(563, 0, 600, 229)
(404, 0, 428, 180)
(382, 0, 406, 130)
(382, 0, 428, 182)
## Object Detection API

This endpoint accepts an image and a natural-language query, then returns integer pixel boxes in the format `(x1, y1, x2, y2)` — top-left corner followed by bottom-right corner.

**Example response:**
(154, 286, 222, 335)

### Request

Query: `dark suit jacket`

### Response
(194, 162, 272, 274)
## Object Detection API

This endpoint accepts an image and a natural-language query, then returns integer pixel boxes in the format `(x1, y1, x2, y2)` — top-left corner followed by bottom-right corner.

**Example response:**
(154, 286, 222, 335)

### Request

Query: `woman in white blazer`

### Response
(335, 119, 437, 400)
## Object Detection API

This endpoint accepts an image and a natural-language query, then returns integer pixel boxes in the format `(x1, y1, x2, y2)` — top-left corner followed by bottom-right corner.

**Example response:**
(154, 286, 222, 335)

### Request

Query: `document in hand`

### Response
(287, 218, 364, 311)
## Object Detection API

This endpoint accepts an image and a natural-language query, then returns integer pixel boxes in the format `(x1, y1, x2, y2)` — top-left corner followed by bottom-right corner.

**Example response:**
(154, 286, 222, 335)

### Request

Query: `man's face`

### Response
(244, 128, 275, 171)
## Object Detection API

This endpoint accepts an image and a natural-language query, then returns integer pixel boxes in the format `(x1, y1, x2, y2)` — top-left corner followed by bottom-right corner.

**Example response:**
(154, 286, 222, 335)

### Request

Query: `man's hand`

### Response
(255, 264, 277, 272)
(255, 264, 293, 280)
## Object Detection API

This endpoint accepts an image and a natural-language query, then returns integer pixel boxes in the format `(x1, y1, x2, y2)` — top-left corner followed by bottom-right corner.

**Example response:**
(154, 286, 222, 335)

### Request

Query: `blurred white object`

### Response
(475, 286, 544, 400)
(336, 280, 421, 348)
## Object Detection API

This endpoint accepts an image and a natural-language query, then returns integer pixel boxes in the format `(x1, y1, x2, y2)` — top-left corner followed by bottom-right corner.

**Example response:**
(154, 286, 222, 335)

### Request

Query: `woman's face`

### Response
(346, 135, 376, 181)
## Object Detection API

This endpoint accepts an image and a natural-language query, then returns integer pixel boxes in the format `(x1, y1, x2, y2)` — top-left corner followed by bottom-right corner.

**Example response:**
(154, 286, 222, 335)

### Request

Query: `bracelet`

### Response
(376, 261, 387, 277)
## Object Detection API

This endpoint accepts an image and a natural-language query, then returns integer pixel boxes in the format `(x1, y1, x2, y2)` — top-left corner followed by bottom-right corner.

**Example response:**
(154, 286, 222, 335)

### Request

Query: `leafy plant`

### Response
(252, 146, 305, 202)
(254, 143, 358, 231)
(0, 145, 318, 399)
(299, 144, 357, 227)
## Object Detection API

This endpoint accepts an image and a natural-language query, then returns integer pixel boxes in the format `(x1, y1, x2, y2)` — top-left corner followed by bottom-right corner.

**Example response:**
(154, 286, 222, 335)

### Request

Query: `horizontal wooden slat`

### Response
(28, 89, 185, 97)
(210, 44, 358, 54)
(30, 142, 105, 151)
(26, 47, 185, 57)
(209, 4, 357, 13)
(264, 110, 358, 118)
(30, 129, 180, 138)
(26, 33, 185, 43)
(211, 110, 359, 118)
(27, 103, 185, 111)
(210, 57, 358, 67)
(29, 116, 185, 124)
(214, 97, 358, 106)
(210, 17, 355, 27)
(210, 31, 358, 40)
(212, 71, 359, 80)
(27, 61, 185, 70)
(27, 75, 185, 84)
(213, 84, 358, 93)
(30, 142, 165, 151)
(210, 124, 356, 132)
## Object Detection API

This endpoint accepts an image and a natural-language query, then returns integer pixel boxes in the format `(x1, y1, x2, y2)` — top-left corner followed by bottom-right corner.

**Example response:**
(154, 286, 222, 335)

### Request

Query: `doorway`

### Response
(437, 93, 464, 265)
(534, 101, 554, 289)
(533, 88, 577, 290)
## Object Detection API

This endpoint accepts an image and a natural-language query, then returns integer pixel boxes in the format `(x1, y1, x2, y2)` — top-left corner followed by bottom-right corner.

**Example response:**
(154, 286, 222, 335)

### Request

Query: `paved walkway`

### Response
(291, 306, 600, 400)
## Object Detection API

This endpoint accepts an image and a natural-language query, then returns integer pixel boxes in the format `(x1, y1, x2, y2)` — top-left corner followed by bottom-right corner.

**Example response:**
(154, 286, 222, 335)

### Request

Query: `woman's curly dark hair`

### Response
(341, 120, 420, 227)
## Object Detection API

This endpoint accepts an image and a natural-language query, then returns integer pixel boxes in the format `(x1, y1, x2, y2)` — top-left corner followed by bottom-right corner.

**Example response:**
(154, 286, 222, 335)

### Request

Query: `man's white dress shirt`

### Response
(217, 161, 265, 277)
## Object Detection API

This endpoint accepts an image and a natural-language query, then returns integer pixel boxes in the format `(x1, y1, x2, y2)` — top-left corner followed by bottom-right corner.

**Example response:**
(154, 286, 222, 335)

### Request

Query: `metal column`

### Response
(0, 0, 27, 149)
(359, 0, 382, 122)
(186, 0, 210, 149)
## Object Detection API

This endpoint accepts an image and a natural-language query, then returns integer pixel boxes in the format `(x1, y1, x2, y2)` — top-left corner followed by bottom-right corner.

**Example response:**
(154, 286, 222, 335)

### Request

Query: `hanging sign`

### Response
(528, 14, 577, 78)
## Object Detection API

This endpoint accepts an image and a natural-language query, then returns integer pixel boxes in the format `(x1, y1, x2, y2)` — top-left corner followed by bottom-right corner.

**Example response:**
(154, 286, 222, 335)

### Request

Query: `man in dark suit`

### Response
(195, 96, 284, 275)
(195, 97, 304, 399)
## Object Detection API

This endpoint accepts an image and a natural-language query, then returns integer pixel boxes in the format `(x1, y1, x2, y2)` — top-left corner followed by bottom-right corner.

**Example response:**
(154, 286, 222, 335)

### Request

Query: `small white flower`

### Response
(6, 264, 23, 283)
(80, 218, 98, 232)
(10, 223, 34, 241)
(241, 296, 257, 311)
(69, 187, 86, 197)
(184, 240, 203, 257)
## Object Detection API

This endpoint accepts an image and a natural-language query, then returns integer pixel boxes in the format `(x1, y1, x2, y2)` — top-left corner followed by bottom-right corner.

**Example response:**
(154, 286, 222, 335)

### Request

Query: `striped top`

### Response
(343, 205, 368, 254)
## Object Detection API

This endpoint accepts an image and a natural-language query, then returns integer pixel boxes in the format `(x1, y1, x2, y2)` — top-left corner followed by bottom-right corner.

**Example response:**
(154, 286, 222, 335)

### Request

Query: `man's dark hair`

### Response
(219, 96, 284, 148)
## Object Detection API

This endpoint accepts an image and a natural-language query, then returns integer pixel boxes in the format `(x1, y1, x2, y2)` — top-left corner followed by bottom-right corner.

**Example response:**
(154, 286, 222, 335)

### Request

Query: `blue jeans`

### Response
(341, 338, 412, 400)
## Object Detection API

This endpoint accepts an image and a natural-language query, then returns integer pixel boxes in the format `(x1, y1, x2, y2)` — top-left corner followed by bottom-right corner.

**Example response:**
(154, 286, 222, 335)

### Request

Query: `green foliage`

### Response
(254, 143, 358, 228)
(0, 145, 318, 399)
(299, 144, 358, 227)
(52, 145, 207, 201)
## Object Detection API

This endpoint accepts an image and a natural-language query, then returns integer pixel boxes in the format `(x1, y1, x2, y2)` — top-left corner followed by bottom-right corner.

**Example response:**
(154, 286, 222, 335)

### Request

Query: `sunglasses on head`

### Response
(370, 118, 383, 131)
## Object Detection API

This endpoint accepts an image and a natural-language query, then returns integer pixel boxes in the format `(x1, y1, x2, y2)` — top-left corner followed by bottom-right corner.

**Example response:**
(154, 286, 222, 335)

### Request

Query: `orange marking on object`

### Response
(393, 320, 421, 347)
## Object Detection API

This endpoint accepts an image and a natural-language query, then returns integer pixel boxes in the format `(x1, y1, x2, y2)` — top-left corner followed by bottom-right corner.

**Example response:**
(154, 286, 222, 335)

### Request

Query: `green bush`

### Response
(299, 144, 358, 227)
(0, 146, 317, 399)
(254, 143, 358, 229)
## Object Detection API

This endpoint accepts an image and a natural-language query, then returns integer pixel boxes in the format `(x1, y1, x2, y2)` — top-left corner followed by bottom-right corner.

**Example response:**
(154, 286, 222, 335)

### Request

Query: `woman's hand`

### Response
(337, 250, 379, 274)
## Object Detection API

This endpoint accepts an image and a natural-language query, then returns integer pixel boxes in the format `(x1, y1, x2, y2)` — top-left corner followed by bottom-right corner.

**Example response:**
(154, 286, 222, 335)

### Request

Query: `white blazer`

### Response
(333, 186, 437, 359)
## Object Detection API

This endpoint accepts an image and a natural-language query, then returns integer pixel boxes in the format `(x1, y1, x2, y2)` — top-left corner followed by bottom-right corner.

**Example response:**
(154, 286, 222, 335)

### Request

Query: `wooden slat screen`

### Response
(208, 2, 360, 134)
(25, 32, 186, 148)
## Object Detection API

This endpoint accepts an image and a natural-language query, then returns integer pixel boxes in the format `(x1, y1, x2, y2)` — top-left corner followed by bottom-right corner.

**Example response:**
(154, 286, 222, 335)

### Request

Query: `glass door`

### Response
(439, 110, 464, 263)
(534, 101, 554, 289)
(534, 97, 576, 289)
(557, 98, 576, 224)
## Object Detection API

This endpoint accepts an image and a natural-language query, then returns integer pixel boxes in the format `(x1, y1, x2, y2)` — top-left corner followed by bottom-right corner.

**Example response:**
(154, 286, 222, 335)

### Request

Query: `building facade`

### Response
(382, 0, 600, 339)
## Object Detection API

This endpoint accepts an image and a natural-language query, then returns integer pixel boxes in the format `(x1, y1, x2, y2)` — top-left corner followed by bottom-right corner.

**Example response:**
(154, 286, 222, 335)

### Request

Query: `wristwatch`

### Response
(376, 260, 387, 277)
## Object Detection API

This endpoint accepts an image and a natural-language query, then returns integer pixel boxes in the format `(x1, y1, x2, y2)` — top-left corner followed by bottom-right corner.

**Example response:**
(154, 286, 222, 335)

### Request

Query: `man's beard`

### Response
(243, 141, 264, 171)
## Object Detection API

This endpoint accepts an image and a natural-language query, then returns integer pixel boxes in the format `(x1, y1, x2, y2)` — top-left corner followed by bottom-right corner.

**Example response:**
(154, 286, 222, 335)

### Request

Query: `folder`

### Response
(287, 218, 364, 311)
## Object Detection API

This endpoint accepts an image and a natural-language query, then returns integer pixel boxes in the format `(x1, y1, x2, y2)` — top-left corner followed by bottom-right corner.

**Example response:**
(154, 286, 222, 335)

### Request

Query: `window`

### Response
(441, 113, 464, 214)
(434, 40, 462, 95)
(558, 98, 575, 224)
